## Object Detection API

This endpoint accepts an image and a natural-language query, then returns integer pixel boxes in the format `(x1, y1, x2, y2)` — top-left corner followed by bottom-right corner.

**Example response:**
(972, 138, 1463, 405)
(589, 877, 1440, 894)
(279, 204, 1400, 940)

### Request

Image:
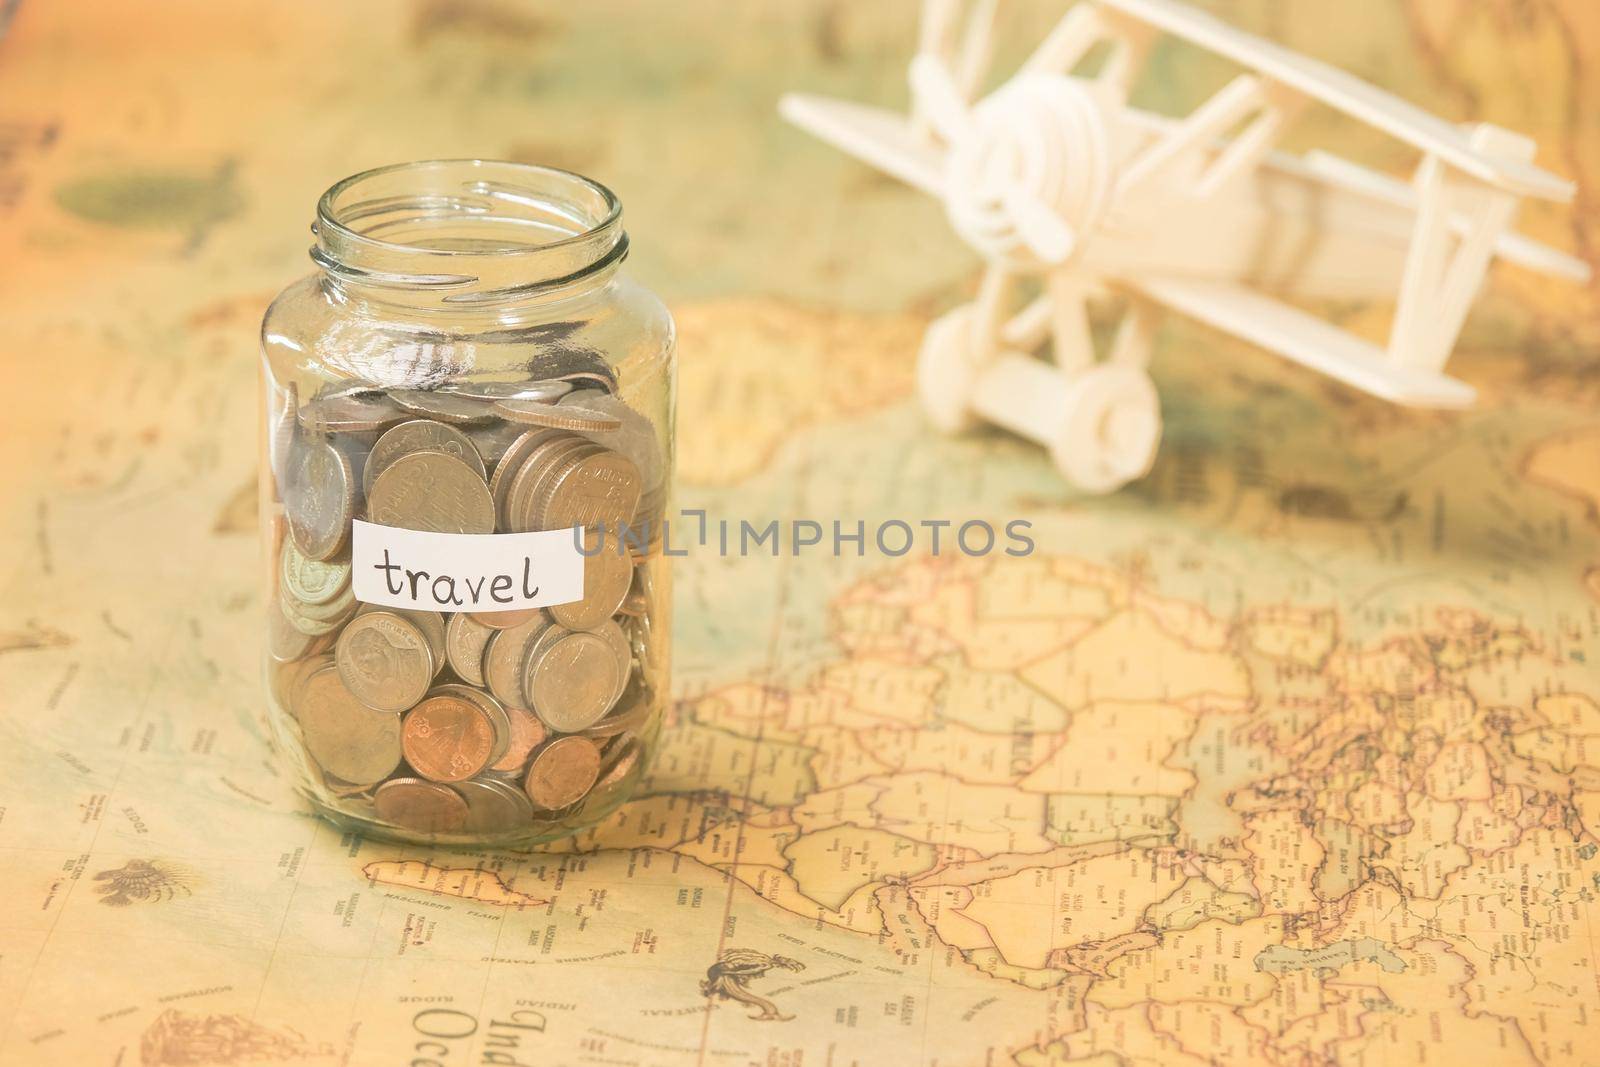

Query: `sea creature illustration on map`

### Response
(700, 950, 806, 1021)
(140, 1009, 322, 1065)
(93, 859, 192, 906)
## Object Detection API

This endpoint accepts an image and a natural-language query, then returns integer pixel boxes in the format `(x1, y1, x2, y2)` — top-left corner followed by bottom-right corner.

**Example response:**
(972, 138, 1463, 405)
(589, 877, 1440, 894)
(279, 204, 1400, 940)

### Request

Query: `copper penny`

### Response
(492, 707, 548, 773)
(402, 689, 496, 783)
(523, 736, 601, 809)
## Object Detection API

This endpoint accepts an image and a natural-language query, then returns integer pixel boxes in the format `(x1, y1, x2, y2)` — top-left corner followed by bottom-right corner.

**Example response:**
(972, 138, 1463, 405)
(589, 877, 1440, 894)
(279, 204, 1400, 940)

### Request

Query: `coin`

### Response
(296, 666, 404, 785)
(468, 421, 530, 473)
(442, 379, 572, 403)
(617, 585, 648, 617)
(298, 392, 403, 433)
(268, 380, 299, 497)
(444, 613, 493, 686)
(271, 651, 332, 710)
(581, 674, 652, 739)
(527, 349, 617, 390)
(367, 450, 495, 534)
(314, 379, 385, 401)
(364, 419, 487, 497)
(488, 429, 562, 529)
(395, 607, 448, 667)
(280, 539, 350, 606)
(492, 398, 623, 433)
(535, 447, 641, 534)
(268, 602, 320, 663)
(389, 389, 496, 425)
(523, 736, 602, 809)
(524, 626, 621, 733)
(492, 707, 548, 773)
(595, 734, 643, 791)
(284, 436, 354, 561)
(453, 777, 536, 833)
(593, 618, 634, 706)
(401, 689, 496, 783)
(374, 777, 469, 833)
(435, 682, 513, 765)
(335, 610, 436, 712)
(549, 537, 632, 631)
(504, 432, 590, 533)
(482, 614, 551, 709)
(557, 388, 664, 489)
(476, 607, 545, 629)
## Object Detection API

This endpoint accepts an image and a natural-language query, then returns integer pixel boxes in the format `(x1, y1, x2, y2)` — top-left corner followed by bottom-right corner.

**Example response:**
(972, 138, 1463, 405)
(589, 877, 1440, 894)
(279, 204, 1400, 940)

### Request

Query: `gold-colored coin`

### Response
(374, 777, 469, 833)
(335, 609, 436, 713)
(367, 450, 495, 534)
(295, 666, 404, 785)
(364, 418, 486, 497)
(523, 735, 602, 810)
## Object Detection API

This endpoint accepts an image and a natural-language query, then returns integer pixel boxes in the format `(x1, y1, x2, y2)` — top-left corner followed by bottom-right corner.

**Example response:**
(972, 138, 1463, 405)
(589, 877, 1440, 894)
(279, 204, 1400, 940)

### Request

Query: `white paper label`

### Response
(351, 520, 584, 613)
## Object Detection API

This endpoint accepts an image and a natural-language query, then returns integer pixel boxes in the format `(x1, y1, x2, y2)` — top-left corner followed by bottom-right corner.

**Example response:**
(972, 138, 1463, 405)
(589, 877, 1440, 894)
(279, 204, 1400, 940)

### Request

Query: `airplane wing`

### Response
(1097, 0, 1574, 202)
(1128, 275, 1477, 408)
(778, 93, 945, 198)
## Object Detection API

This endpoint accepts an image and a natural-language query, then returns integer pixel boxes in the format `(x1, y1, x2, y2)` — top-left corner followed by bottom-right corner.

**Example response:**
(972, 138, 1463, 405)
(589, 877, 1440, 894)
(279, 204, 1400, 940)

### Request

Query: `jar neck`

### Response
(310, 160, 627, 321)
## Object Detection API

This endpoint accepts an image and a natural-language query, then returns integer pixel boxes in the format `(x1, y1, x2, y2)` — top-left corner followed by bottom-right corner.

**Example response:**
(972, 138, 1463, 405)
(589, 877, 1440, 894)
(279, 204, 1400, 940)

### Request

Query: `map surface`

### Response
(2, 2, 1599, 1065)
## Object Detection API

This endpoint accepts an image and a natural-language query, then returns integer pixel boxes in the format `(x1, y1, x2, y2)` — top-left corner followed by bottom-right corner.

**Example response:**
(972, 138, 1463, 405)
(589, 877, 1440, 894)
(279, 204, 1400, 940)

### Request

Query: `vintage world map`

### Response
(2, 1, 1599, 1065)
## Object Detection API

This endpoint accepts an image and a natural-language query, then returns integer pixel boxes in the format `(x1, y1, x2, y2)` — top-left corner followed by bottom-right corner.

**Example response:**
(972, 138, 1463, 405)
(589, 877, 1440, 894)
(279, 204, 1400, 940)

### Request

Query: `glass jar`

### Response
(258, 160, 673, 846)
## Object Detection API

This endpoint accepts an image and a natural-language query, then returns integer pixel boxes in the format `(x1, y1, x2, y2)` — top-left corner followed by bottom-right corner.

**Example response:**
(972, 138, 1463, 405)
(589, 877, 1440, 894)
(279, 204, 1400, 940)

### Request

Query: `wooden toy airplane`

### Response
(780, 0, 1589, 492)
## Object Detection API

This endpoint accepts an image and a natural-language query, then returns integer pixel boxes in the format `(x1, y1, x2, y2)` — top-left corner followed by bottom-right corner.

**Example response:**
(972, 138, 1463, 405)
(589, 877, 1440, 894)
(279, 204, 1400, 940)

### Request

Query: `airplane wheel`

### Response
(1050, 364, 1161, 494)
(916, 304, 985, 434)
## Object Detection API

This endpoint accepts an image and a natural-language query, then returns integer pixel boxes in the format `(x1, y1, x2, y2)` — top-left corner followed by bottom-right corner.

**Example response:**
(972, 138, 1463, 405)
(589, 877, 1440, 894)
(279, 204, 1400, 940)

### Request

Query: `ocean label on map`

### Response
(351, 520, 584, 612)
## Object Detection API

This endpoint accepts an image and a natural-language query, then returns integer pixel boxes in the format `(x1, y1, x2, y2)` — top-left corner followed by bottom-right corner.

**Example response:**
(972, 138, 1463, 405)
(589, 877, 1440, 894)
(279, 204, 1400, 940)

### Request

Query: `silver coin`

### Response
(441, 379, 573, 403)
(284, 436, 354, 561)
(389, 389, 497, 425)
(364, 419, 486, 497)
(556, 389, 665, 492)
(524, 625, 622, 733)
(549, 539, 633, 632)
(453, 777, 537, 833)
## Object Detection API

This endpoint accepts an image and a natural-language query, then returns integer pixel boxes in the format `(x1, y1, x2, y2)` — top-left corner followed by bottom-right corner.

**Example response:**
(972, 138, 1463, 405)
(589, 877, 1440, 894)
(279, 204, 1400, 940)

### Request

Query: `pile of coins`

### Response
(265, 361, 664, 840)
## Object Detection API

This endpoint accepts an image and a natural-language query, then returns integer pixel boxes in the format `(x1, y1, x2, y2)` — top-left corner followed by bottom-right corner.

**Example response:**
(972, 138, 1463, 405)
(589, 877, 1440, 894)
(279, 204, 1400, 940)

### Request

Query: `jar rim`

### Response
(315, 159, 622, 259)
(311, 159, 628, 306)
